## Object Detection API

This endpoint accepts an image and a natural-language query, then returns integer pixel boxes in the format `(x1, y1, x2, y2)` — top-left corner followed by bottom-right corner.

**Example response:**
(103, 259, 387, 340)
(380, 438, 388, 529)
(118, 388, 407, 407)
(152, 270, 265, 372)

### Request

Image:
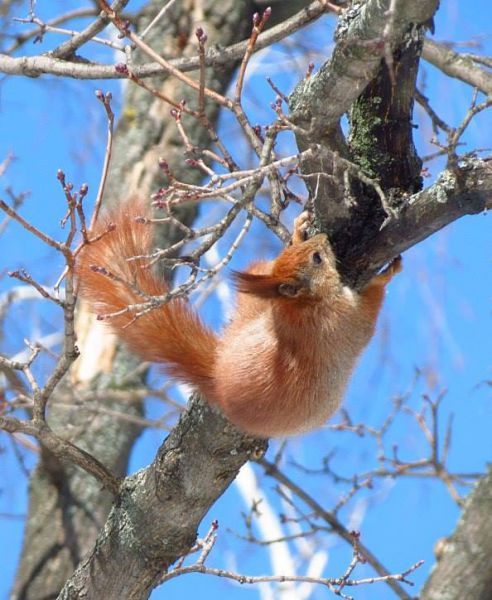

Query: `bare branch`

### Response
(4, 8, 98, 54)
(258, 458, 418, 600)
(91, 90, 115, 229)
(423, 38, 492, 96)
(0, 415, 120, 494)
(159, 523, 423, 598)
(49, 0, 130, 59)
(12, 14, 124, 53)
(0, 0, 328, 80)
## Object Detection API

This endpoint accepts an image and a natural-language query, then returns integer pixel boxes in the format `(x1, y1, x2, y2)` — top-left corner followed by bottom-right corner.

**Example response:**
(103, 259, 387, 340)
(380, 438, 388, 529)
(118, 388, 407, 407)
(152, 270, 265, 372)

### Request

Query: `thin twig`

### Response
(140, 0, 179, 40)
(258, 458, 417, 600)
(234, 8, 271, 103)
(91, 90, 115, 229)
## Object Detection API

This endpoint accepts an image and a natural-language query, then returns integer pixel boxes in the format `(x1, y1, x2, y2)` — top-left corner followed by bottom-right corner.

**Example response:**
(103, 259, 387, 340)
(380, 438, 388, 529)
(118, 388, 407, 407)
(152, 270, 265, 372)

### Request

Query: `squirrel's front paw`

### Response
(292, 211, 314, 244)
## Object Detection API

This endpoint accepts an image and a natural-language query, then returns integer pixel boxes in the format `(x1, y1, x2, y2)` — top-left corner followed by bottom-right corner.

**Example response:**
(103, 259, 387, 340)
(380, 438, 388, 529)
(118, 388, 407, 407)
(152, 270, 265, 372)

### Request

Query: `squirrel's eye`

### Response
(312, 251, 322, 265)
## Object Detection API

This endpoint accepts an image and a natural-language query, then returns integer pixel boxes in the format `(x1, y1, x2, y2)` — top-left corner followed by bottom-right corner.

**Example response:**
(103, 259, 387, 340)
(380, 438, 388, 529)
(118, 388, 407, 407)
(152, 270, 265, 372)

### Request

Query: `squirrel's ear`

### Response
(277, 282, 303, 297)
(232, 271, 305, 299)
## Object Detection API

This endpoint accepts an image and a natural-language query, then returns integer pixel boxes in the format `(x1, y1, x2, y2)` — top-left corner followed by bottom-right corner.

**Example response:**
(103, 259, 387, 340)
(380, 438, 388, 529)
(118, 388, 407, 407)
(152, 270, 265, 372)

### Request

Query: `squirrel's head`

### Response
(233, 233, 341, 301)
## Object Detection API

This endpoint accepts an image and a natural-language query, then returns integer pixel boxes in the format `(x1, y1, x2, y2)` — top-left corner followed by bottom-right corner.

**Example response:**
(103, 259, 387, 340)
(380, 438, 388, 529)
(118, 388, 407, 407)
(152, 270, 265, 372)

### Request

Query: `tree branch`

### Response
(0, 415, 121, 494)
(420, 467, 492, 600)
(49, 0, 130, 59)
(422, 38, 492, 96)
(353, 158, 492, 285)
(0, 0, 328, 79)
(289, 0, 439, 260)
(259, 458, 417, 600)
(57, 397, 267, 600)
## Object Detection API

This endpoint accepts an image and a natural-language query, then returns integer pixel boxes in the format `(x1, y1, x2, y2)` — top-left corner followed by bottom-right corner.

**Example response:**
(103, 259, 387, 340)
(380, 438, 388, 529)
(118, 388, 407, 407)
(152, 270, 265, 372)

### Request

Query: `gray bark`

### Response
(290, 0, 439, 126)
(423, 38, 492, 96)
(421, 467, 492, 600)
(58, 397, 266, 599)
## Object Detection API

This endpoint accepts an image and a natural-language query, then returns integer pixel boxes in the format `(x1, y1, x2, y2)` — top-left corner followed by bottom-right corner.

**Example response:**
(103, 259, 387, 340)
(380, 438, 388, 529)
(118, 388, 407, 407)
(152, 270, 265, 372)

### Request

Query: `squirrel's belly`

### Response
(215, 316, 358, 437)
(216, 379, 345, 437)
(214, 348, 350, 437)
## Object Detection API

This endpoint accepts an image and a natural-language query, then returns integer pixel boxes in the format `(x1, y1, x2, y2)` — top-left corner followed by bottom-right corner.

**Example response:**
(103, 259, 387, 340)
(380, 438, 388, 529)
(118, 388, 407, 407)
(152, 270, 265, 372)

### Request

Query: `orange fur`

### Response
(76, 204, 401, 438)
(75, 201, 217, 397)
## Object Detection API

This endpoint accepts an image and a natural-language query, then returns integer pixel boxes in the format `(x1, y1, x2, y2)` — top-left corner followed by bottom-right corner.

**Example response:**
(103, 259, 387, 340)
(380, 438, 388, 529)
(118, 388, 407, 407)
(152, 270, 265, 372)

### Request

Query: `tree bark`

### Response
(58, 397, 266, 600)
(421, 467, 492, 600)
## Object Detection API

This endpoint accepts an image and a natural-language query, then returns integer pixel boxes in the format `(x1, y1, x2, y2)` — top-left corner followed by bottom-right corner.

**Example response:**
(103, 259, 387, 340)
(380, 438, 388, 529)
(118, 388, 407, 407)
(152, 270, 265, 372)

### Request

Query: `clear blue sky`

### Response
(0, 2, 491, 599)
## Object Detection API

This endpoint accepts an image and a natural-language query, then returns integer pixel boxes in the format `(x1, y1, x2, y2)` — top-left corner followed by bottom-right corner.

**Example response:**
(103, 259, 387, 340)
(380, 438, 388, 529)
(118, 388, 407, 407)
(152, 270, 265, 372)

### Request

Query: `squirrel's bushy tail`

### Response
(76, 201, 218, 397)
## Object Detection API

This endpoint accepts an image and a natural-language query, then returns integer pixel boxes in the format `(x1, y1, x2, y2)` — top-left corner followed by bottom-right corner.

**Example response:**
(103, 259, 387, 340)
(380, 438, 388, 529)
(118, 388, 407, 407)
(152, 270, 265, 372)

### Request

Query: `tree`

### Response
(0, 1, 491, 598)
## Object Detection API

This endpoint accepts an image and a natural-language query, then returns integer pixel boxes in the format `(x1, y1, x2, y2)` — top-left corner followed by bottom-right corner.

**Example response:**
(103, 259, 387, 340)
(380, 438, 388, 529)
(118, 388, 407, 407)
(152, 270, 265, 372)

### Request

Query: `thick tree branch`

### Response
(354, 158, 492, 284)
(57, 397, 267, 600)
(289, 0, 439, 129)
(420, 467, 492, 600)
(289, 0, 439, 264)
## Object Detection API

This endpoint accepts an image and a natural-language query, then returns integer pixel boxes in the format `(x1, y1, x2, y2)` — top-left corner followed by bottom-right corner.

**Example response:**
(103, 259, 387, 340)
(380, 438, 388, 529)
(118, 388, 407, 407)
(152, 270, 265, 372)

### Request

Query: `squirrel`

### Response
(75, 201, 401, 438)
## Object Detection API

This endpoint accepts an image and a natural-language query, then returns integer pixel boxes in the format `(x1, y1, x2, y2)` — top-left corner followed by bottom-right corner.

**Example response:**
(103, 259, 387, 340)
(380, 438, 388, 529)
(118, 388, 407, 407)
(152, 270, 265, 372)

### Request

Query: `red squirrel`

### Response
(76, 202, 401, 438)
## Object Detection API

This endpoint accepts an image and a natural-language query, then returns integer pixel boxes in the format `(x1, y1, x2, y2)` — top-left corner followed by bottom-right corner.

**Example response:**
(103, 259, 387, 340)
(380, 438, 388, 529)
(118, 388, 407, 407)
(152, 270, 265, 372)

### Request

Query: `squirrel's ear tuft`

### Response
(232, 271, 305, 299)
(232, 271, 280, 297)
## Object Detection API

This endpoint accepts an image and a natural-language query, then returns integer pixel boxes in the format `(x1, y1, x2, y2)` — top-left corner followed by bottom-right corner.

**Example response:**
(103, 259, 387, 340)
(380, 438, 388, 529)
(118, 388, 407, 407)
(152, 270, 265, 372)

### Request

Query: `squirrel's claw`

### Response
(375, 255, 403, 285)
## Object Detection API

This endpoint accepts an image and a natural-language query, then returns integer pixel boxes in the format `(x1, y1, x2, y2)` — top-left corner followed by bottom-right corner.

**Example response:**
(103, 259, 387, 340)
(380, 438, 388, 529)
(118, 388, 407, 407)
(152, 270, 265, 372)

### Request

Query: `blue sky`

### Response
(1, 1, 491, 599)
